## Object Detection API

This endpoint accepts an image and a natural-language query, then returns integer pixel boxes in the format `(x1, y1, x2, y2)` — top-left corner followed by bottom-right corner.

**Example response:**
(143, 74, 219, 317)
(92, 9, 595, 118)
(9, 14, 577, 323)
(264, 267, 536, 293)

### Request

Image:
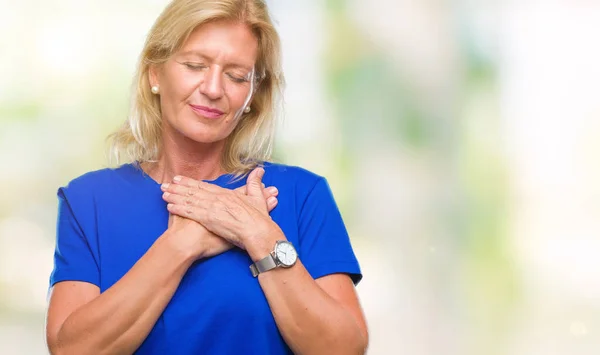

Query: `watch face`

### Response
(275, 242, 297, 267)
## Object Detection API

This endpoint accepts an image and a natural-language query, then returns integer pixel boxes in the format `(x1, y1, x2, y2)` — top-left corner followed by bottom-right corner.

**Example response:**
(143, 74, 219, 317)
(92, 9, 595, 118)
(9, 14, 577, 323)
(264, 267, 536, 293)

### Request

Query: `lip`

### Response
(189, 104, 225, 119)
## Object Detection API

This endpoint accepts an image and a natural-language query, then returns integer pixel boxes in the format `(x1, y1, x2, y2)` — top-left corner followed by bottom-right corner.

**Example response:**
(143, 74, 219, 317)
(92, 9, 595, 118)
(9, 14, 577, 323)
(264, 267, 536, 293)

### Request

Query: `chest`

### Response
(94, 188, 300, 292)
(93, 191, 298, 354)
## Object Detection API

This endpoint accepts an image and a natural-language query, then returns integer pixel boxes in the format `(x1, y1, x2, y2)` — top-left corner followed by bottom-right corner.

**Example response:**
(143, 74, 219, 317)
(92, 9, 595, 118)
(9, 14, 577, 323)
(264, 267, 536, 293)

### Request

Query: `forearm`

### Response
(257, 260, 367, 354)
(54, 234, 193, 355)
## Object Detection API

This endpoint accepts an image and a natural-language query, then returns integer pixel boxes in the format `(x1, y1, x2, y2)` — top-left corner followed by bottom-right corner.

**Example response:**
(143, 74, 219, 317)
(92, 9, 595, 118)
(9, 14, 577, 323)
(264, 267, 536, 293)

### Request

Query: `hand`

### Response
(233, 180, 279, 212)
(161, 168, 279, 251)
(162, 171, 279, 259)
(165, 214, 225, 260)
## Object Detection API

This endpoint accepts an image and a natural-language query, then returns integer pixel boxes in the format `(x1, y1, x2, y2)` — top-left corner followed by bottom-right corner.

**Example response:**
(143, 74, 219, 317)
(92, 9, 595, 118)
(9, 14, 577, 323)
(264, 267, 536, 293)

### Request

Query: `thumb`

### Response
(246, 167, 265, 198)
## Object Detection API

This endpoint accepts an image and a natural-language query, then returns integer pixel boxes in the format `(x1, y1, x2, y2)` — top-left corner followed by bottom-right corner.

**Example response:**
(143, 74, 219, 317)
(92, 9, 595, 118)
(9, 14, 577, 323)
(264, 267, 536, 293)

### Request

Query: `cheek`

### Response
(161, 71, 199, 109)
(228, 86, 252, 109)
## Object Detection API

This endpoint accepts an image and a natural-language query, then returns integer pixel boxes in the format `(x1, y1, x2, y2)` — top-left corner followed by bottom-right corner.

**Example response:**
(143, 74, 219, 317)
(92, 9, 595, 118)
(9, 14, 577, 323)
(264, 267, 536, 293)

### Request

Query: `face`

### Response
(150, 20, 258, 145)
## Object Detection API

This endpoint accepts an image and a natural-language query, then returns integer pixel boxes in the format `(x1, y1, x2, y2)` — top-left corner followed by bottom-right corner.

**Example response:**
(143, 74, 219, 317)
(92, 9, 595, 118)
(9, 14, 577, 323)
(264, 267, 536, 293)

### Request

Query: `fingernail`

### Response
(267, 186, 278, 194)
(257, 168, 264, 178)
(161, 183, 170, 190)
(267, 196, 277, 205)
(163, 192, 170, 198)
(173, 176, 182, 182)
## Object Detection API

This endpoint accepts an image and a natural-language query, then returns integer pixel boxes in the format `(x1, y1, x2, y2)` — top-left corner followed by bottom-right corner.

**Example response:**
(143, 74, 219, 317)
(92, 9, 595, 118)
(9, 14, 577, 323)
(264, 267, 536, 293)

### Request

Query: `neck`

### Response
(144, 126, 227, 184)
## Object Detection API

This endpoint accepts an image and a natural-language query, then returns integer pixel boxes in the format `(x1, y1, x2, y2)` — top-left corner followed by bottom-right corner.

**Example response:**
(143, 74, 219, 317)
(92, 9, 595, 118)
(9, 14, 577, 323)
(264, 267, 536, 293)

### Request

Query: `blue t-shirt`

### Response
(49, 162, 362, 354)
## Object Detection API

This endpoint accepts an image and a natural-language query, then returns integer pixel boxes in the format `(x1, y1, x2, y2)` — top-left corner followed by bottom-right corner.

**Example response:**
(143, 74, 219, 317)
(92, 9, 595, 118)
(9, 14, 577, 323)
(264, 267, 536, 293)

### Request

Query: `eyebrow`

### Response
(177, 50, 253, 71)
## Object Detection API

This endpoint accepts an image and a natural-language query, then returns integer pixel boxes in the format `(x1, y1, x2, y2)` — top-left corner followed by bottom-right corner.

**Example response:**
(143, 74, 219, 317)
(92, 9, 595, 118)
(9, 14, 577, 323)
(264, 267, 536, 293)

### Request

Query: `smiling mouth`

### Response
(189, 104, 225, 119)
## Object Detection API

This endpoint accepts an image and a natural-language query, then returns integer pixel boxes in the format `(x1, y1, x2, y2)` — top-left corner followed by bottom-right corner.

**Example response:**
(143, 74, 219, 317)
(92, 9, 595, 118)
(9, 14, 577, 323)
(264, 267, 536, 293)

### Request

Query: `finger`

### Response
(234, 185, 247, 195)
(246, 167, 265, 198)
(162, 190, 198, 207)
(262, 186, 278, 200)
(161, 182, 198, 198)
(167, 203, 197, 220)
(167, 201, 210, 223)
(171, 175, 199, 187)
(235, 184, 265, 194)
(238, 183, 272, 199)
(172, 175, 220, 193)
(266, 186, 278, 197)
(267, 196, 278, 212)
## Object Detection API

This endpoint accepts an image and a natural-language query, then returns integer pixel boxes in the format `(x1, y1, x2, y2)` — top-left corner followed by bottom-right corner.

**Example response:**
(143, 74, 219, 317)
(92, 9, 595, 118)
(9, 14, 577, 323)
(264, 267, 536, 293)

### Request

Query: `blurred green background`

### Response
(1, 1, 600, 354)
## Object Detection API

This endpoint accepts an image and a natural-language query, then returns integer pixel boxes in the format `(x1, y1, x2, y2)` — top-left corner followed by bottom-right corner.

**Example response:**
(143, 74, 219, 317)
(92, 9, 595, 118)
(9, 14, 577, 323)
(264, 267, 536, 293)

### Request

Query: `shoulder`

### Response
(262, 162, 324, 191)
(59, 164, 137, 199)
(261, 162, 337, 208)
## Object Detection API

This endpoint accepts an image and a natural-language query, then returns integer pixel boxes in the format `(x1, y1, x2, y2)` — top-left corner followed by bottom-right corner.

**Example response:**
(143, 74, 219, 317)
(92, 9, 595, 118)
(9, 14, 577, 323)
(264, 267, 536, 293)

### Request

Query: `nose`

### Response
(199, 66, 225, 100)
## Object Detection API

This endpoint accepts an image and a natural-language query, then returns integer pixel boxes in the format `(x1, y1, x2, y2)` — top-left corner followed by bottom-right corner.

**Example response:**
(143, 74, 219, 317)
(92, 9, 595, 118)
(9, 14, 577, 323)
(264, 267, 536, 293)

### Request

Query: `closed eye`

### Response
(182, 62, 207, 70)
(178, 61, 251, 84)
(226, 72, 250, 84)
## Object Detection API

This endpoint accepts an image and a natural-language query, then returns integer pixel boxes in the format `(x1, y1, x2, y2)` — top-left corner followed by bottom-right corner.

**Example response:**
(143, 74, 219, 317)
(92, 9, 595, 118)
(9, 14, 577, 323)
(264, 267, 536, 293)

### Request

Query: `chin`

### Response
(165, 115, 235, 145)
(179, 125, 231, 145)
(182, 130, 226, 144)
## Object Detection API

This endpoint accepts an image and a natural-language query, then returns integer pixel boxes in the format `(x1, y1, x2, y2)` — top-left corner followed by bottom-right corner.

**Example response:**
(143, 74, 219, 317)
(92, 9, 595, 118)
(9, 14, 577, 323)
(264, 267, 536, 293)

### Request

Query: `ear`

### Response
(148, 64, 160, 88)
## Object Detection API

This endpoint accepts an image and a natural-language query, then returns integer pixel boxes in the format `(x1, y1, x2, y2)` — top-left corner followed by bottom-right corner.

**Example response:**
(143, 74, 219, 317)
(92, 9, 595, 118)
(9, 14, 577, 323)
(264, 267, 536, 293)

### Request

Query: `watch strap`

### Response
(250, 253, 277, 277)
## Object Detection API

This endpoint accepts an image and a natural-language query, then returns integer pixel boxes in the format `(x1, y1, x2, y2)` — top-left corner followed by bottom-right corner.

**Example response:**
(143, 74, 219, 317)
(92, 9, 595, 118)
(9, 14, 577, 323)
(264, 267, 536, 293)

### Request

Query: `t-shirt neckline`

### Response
(127, 162, 234, 187)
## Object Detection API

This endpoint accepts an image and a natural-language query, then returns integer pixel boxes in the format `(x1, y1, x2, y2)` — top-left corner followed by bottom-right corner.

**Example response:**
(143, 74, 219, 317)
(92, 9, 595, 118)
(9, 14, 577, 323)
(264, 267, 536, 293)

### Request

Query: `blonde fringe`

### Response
(107, 0, 284, 178)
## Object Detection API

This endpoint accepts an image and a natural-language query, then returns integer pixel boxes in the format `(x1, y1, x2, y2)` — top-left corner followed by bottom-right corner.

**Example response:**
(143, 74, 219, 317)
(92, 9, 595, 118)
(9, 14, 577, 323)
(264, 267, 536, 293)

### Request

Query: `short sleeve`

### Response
(49, 188, 100, 287)
(297, 177, 362, 284)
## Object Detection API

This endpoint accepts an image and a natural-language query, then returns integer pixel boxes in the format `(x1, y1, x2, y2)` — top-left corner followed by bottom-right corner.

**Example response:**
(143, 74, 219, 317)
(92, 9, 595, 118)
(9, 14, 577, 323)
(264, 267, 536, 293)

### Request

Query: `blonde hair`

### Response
(108, 0, 283, 177)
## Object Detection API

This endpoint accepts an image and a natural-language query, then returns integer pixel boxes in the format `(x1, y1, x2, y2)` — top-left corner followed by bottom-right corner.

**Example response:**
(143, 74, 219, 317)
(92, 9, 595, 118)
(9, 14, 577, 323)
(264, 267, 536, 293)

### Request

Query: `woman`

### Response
(45, 0, 368, 354)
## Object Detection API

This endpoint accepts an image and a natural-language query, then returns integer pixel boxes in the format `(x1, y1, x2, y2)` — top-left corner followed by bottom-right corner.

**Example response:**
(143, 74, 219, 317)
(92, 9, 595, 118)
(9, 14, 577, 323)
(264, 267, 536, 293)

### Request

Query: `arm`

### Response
(163, 169, 368, 354)
(247, 230, 368, 354)
(47, 184, 279, 355)
(46, 231, 195, 355)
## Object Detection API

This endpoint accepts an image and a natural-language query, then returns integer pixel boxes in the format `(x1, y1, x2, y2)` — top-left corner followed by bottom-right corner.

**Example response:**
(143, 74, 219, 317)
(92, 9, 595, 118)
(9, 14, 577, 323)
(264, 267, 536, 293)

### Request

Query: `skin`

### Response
(46, 19, 368, 354)
(163, 171, 369, 354)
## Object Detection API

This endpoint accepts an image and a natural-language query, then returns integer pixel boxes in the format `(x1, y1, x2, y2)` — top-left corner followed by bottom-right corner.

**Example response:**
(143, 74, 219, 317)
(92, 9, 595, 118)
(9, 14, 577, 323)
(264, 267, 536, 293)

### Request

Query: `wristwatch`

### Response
(250, 240, 298, 277)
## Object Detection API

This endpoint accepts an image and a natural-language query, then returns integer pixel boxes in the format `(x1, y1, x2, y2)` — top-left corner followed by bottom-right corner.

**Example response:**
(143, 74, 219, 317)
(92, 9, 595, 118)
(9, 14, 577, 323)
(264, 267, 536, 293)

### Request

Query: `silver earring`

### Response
(151, 86, 160, 94)
(244, 106, 251, 113)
